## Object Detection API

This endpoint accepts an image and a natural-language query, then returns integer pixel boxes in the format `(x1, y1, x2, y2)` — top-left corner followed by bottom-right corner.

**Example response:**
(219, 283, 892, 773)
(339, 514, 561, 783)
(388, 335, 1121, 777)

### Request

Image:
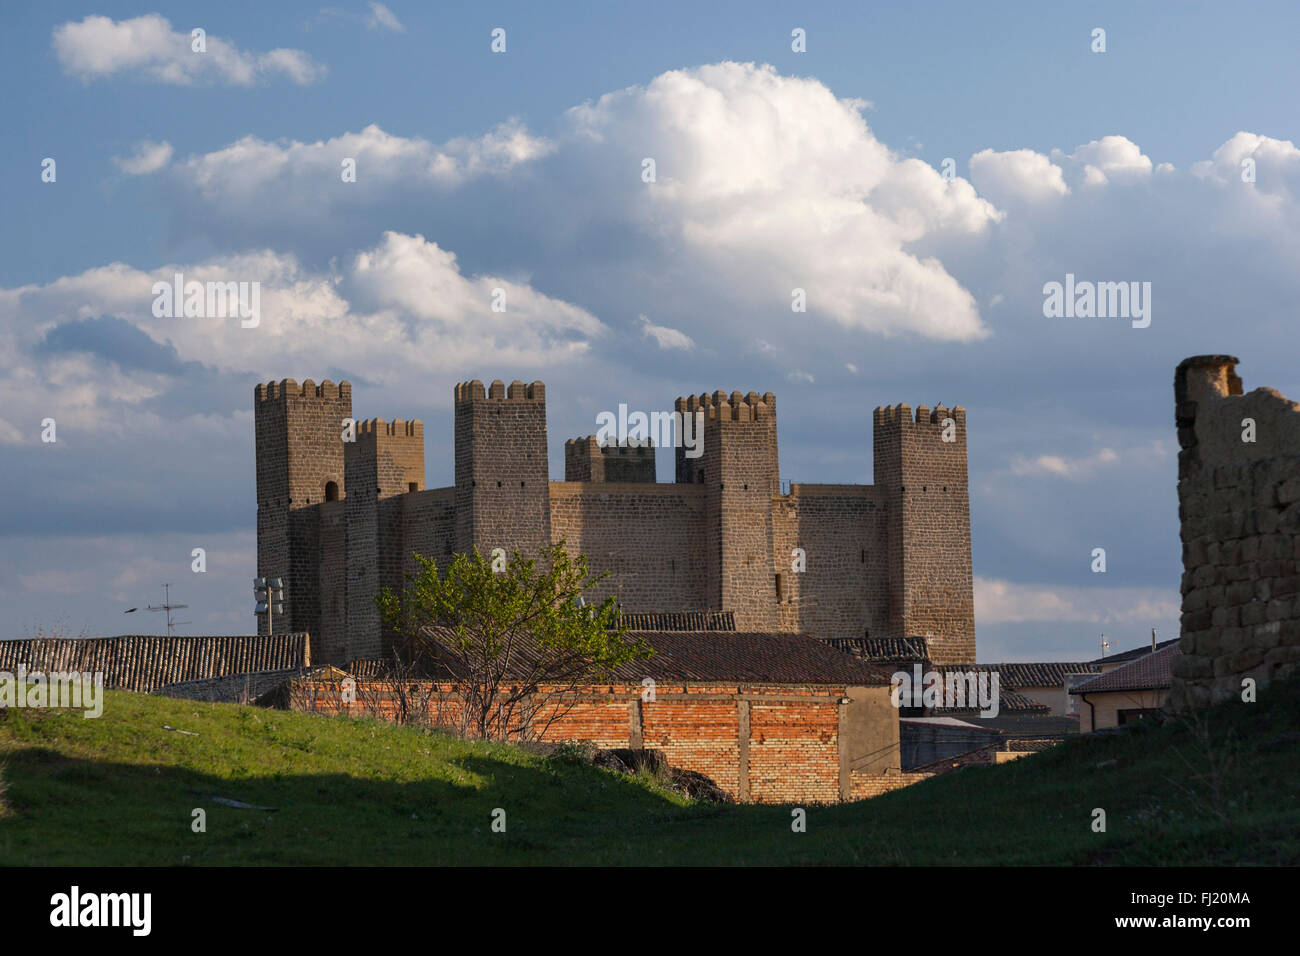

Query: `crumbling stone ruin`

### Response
(255, 378, 975, 666)
(1172, 355, 1300, 709)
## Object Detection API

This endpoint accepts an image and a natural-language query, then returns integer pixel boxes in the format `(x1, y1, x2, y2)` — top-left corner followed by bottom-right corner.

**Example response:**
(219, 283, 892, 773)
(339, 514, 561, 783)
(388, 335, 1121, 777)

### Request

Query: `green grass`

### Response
(1, 678, 1297, 865)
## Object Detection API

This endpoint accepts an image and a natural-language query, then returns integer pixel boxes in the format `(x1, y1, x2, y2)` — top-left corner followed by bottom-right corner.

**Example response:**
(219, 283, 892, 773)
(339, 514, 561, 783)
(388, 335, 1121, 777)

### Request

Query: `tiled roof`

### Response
(1087, 638, 1179, 667)
(930, 686, 1051, 714)
(1070, 642, 1181, 694)
(617, 611, 735, 632)
(998, 689, 1052, 713)
(367, 628, 893, 686)
(0, 634, 311, 693)
(621, 632, 893, 684)
(975, 662, 1099, 688)
(822, 636, 930, 661)
(154, 666, 322, 703)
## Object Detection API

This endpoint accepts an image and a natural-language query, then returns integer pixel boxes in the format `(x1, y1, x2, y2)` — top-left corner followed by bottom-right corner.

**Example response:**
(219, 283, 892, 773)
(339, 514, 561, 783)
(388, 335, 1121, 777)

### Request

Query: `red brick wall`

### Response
(287, 677, 877, 803)
(850, 768, 934, 799)
(643, 695, 742, 796)
(749, 700, 839, 803)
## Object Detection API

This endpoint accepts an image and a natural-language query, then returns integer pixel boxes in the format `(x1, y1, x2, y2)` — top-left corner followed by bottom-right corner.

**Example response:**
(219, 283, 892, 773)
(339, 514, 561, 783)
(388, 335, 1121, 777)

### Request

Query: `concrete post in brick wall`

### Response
(737, 698, 751, 803)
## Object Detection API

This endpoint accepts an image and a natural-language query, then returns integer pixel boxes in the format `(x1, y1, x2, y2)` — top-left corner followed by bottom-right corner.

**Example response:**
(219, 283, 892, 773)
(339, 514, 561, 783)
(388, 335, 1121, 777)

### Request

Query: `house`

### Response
(1089, 637, 1180, 673)
(1069, 642, 1182, 731)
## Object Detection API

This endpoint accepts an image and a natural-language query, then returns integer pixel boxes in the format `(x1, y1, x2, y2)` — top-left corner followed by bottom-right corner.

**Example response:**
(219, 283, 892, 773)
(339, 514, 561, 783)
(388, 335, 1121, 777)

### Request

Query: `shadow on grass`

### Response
(0, 746, 698, 866)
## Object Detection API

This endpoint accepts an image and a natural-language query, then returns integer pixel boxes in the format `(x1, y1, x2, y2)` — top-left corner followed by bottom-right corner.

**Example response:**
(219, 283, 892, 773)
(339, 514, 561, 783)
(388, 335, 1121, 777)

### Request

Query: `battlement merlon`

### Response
(872, 404, 967, 428)
(454, 379, 546, 402)
(354, 417, 424, 439)
(673, 390, 777, 422)
(346, 417, 426, 495)
(565, 435, 655, 482)
(255, 378, 352, 403)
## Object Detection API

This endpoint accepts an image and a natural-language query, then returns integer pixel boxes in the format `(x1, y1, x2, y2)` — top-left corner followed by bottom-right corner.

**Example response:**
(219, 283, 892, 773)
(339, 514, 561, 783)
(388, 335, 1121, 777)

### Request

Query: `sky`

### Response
(2, 1, 1298, 661)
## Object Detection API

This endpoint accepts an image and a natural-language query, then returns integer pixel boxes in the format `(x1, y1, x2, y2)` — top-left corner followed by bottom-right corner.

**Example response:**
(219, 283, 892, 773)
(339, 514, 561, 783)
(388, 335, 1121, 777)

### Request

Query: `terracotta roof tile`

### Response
(372, 628, 893, 686)
(1071, 642, 1181, 694)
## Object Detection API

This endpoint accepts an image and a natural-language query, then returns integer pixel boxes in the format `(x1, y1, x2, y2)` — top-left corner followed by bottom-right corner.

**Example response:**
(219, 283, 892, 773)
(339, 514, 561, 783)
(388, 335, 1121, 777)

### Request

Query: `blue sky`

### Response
(3, 1, 1298, 661)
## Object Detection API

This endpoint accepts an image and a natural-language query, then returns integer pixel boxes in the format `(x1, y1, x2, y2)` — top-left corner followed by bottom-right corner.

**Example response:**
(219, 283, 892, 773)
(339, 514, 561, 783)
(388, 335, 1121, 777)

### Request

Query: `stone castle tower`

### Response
(254, 378, 976, 666)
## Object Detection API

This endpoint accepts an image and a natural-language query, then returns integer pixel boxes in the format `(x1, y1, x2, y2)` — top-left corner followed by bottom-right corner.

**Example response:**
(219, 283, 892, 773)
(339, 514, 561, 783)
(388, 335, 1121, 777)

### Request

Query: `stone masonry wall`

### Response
(548, 481, 709, 611)
(255, 379, 351, 638)
(676, 391, 781, 632)
(564, 436, 656, 482)
(257, 378, 976, 667)
(1171, 355, 1300, 709)
(454, 379, 551, 558)
(873, 403, 975, 666)
(771, 485, 893, 639)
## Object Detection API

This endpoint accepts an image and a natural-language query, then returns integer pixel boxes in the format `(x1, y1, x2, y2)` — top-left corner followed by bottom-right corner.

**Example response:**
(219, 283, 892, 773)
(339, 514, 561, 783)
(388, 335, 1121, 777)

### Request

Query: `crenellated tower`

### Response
(873, 403, 974, 666)
(343, 418, 425, 660)
(675, 390, 780, 631)
(564, 435, 656, 482)
(253, 378, 351, 637)
(454, 379, 551, 559)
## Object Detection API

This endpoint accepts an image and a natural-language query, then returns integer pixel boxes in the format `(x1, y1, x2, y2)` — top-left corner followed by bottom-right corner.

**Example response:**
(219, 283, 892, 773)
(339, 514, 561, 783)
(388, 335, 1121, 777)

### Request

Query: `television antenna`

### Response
(147, 583, 189, 636)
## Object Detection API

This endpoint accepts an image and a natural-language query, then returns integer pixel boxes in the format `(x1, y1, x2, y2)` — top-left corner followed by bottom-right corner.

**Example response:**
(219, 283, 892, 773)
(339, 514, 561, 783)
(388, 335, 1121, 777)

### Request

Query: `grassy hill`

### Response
(1, 678, 1297, 865)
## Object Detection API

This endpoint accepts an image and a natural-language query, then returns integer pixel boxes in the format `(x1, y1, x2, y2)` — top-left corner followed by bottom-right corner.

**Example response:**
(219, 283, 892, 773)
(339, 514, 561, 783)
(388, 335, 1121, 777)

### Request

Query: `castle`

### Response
(254, 378, 976, 667)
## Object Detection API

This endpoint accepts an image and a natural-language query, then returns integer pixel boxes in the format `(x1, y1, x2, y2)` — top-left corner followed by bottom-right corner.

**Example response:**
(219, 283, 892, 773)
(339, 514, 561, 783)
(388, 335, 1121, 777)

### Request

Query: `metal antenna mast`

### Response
(147, 583, 189, 636)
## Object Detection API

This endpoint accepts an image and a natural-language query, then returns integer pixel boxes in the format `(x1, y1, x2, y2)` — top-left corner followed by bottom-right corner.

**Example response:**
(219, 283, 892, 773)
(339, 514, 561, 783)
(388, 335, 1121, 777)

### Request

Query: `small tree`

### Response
(375, 542, 651, 740)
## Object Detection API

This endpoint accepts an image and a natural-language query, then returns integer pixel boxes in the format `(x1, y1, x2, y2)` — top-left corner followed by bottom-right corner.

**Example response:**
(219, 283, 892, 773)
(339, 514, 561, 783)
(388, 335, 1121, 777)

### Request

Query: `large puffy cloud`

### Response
(160, 62, 1001, 342)
(0, 232, 604, 445)
(53, 14, 325, 85)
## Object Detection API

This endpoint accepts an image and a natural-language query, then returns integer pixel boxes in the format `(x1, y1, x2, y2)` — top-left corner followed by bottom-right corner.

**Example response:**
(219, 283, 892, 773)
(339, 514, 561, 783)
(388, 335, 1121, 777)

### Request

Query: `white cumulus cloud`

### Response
(53, 14, 326, 85)
(113, 140, 173, 175)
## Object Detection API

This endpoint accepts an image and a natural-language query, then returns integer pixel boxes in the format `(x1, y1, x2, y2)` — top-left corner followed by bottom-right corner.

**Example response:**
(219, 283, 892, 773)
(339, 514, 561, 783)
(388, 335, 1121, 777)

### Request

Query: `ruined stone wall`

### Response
(548, 481, 709, 611)
(1171, 355, 1300, 709)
